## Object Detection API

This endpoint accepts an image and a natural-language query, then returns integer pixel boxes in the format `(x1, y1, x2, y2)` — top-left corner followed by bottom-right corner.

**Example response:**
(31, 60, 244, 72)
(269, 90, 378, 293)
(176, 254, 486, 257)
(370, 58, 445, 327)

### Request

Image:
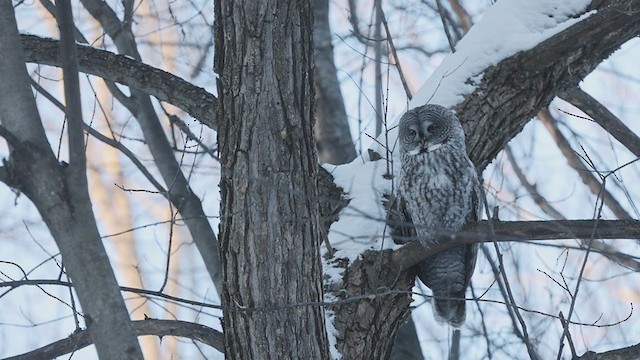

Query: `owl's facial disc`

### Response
(404, 120, 446, 155)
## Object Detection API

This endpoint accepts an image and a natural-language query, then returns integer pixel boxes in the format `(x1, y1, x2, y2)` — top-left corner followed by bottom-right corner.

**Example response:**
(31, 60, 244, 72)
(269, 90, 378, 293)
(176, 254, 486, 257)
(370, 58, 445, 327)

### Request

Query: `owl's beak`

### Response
(417, 138, 428, 153)
(419, 140, 442, 154)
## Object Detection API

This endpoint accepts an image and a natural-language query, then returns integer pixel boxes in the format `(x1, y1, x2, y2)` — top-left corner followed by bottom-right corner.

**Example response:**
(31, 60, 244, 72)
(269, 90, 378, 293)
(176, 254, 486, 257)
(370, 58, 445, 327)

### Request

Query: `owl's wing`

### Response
(383, 193, 417, 245)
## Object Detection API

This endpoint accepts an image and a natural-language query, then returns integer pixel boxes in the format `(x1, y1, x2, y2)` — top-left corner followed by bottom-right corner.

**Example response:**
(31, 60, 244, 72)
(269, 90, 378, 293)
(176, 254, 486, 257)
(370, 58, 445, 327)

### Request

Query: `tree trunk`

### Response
(215, 1, 329, 358)
(0, 4, 143, 359)
(313, 0, 358, 164)
(330, 250, 415, 359)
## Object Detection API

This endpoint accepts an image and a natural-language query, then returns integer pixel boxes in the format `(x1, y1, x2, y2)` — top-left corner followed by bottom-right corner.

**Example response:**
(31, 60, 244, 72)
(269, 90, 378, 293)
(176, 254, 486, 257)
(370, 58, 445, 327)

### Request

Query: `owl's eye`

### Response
(427, 123, 439, 133)
(407, 129, 417, 138)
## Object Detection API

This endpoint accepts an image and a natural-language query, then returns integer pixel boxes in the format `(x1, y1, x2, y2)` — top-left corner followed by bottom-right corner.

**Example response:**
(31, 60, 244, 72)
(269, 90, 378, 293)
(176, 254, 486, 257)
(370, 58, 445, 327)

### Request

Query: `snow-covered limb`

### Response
(322, 0, 640, 358)
(323, 0, 640, 286)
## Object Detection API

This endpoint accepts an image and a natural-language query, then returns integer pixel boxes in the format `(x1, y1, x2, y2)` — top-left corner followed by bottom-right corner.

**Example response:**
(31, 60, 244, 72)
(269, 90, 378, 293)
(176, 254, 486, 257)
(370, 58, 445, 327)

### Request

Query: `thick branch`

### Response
(392, 219, 640, 271)
(3, 319, 224, 360)
(459, 0, 640, 170)
(1, 4, 143, 359)
(20, 34, 218, 129)
(577, 343, 640, 360)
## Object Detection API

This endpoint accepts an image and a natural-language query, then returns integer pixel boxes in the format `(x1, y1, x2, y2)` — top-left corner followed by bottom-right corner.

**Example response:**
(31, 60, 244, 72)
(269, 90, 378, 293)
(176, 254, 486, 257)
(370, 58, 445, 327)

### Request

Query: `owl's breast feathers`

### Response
(398, 147, 478, 242)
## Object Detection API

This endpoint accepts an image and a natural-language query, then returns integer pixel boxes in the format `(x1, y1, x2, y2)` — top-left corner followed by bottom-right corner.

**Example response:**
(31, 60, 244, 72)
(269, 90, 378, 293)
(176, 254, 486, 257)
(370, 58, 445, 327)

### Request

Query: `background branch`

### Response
(20, 34, 218, 129)
(560, 87, 640, 158)
(538, 108, 632, 219)
(3, 319, 224, 360)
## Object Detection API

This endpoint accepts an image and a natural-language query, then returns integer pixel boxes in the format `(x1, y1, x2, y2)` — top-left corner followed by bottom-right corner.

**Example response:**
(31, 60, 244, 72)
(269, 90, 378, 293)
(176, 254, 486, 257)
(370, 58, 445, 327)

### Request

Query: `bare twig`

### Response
(558, 312, 578, 359)
(481, 190, 540, 360)
(480, 246, 527, 344)
(375, 0, 413, 100)
(436, 0, 457, 52)
(470, 283, 493, 359)
(505, 145, 640, 270)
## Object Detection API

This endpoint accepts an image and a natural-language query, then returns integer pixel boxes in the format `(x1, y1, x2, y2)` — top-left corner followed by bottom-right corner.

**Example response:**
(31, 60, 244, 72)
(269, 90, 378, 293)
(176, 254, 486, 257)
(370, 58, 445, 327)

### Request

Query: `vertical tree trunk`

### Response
(0, 4, 143, 359)
(313, 0, 357, 164)
(215, 1, 329, 359)
(330, 250, 415, 359)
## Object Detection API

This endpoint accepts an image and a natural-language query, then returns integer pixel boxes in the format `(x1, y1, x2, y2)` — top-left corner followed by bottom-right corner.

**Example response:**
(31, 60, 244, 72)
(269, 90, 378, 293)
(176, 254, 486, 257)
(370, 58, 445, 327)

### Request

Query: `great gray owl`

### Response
(392, 104, 480, 327)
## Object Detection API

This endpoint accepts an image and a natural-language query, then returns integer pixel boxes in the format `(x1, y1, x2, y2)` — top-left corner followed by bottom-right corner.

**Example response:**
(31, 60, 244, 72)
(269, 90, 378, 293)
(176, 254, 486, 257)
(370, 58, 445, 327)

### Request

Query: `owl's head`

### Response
(398, 104, 465, 156)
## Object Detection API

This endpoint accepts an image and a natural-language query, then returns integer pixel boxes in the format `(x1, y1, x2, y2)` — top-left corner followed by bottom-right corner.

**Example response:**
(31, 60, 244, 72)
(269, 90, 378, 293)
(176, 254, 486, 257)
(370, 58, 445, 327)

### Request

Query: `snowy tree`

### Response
(1, 0, 640, 359)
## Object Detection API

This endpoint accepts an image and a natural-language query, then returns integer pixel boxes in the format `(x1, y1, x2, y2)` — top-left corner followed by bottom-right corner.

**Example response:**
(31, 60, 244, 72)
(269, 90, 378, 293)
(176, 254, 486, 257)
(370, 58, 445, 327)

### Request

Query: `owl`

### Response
(391, 104, 480, 327)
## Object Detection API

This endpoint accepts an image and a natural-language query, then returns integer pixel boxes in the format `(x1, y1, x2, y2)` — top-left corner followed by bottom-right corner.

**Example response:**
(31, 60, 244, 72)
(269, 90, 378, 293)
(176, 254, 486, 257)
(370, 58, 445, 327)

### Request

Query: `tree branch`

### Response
(391, 219, 640, 271)
(577, 343, 640, 359)
(538, 108, 632, 219)
(459, 0, 640, 171)
(505, 146, 640, 270)
(2, 319, 224, 360)
(56, 0, 86, 175)
(313, 0, 357, 165)
(20, 34, 218, 130)
(559, 86, 640, 158)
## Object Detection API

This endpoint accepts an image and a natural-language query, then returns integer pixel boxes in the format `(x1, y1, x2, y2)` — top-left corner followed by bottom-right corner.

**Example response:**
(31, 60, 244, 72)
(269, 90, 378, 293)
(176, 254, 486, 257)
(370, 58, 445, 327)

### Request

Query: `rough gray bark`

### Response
(215, 0, 329, 358)
(0, 4, 143, 359)
(329, 249, 415, 359)
(314, 0, 358, 164)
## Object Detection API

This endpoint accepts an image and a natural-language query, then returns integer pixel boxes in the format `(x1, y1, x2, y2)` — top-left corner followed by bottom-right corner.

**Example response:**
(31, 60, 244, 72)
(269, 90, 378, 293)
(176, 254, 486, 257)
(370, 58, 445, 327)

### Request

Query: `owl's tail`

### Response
(429, 286, 466, 328)
(415, 246, 469, 328)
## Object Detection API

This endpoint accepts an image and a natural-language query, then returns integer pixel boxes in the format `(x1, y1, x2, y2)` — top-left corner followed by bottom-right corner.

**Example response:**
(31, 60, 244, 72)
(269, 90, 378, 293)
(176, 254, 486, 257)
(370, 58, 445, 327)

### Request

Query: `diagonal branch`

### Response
(459, 0, 640, 171)
(559, 87, 640, 158)
(505, 146, 640, 271)
(77, 0, 223, 293)
(20, 34, 218, 130)
(55, 0, 85, 176)
(538, 108, 632, 219)
(3, 319, 224, 360)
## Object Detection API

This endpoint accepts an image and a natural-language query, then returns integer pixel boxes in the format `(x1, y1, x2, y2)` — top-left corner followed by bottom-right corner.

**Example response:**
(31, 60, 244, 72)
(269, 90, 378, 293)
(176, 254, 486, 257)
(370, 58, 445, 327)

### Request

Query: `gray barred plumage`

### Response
(394, 104, 480, 327)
